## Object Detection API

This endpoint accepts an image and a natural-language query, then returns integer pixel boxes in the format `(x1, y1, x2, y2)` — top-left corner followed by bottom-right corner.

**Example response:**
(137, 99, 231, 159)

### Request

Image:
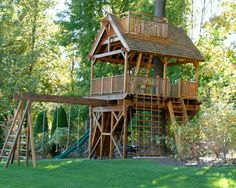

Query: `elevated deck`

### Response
(118, 11, 168, 38)
(91, 75, 198, 99)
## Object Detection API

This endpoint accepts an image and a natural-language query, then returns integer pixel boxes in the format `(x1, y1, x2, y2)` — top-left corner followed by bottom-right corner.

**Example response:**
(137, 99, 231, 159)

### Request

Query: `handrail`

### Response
(90, 75, 198, 99)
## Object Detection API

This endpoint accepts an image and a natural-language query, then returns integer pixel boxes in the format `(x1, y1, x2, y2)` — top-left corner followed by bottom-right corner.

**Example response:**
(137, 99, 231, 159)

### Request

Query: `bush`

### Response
(169, 119, 201, 160)
(34, 110, 49, 135)
(199, 108, 236, 161)
(48, 127, 68, 155)
(51, 106, 68, 136)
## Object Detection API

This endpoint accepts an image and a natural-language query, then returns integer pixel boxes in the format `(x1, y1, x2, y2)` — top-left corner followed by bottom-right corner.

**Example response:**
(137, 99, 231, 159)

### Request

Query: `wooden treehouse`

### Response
(0, 11, 204, 168)
(88, 12, 204, 159)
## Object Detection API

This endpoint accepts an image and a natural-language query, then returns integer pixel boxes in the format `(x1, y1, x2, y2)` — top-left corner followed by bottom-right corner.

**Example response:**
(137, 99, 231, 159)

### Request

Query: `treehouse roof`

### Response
(90, 13, 204, 62)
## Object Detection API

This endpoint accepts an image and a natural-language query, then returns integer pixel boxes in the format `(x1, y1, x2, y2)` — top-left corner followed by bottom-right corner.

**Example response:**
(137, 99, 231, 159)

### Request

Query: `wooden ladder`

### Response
(0, 100, 36, 168)
(133, 95, 162, 156)
(167, 98, 188, 124)
(167, 98, 189, 158)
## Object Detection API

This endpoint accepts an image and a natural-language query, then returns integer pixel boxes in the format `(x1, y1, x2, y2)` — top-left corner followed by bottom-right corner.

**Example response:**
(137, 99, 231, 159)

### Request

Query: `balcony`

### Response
(90, 75, 198, 99)
(118, 11, 168, 38)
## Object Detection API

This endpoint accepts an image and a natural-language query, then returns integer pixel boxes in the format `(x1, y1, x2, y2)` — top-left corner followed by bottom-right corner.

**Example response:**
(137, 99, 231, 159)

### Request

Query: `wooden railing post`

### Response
(123, 52, 128, 93)
(128, 11, 131, 33)
(178, 79, 182, 98)
(101, 76, 104, 95)
(110, 76, 113, 94)
(90, 60, 95, 95)
(163, 57, 168, 97)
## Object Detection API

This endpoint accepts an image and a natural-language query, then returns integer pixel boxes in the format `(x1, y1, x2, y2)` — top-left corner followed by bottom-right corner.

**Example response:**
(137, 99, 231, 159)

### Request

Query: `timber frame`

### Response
(88, 12, 204, 159)
(0, 93, 112, 168)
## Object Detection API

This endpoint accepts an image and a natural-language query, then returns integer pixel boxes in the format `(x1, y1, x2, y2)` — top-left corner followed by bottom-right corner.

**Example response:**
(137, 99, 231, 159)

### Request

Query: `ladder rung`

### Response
(20, 149, 27, 152)
(135, 108, 162, 112)
(1, 156, 8, 159)
(134, 113, 161, 118)
(19, 155, 26, 159)
(134, 130, 162, 134)
(9, 134, 16, 137)
(174, 111, 183, 113)
(6, 142, 14, 145)
(136, 120, 161, 123)
(21, 142, 27, 145)
(4, 149, 11, 152)
(134, 126, 162, 129)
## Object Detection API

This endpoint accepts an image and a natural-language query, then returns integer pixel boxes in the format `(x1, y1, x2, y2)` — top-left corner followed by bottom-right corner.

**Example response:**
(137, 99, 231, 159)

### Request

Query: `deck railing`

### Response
(119, 11, 168, 38)
(91, 75, 198, 99)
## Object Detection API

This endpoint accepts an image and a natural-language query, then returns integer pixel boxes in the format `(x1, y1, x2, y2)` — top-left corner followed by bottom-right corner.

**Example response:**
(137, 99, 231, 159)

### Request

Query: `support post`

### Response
(25, 118, 30, 166)
(178, 79, 182, 98)
(28, 101, 36, 168)
(88, 107, 92, 159)
(123, 100, 128, 158)
(128, 11, 131, 33)
(90, 60, 95, 95)
(16, 104, 24, 165)
(163, 57, 168, 97)
(123, 52, 129, 93)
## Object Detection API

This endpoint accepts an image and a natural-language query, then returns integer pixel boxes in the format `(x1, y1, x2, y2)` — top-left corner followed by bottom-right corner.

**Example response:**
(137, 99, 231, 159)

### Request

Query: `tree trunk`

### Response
(153, 0, 166, 78)
(154, 0, 166, 17)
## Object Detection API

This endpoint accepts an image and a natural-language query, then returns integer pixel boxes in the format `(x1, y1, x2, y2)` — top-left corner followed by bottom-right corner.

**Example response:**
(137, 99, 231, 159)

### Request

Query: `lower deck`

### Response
(89, 94, 200, 159)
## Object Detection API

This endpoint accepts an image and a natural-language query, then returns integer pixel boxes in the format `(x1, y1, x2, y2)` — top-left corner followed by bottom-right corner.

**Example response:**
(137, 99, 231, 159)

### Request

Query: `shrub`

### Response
(199, 108, 236, 161)
(48, 127, 68, 155)
(169, 119, 201, 160)
(34, 110, 49, 135)
(51, 106, 68, 136)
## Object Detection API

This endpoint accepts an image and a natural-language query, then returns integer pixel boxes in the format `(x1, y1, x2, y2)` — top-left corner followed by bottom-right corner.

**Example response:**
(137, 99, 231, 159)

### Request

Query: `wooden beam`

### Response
(163, 57, 168, 97)
(135, 53, 143, 76)
(93, 49, 124, 59)
(28, 101, 36, 168)
(15, 93, 111, 106)
(123, 101, 128, 158)
(123, 52, 129, 92)
(88, 107, 92, 159)
(145, 55, 153, 77)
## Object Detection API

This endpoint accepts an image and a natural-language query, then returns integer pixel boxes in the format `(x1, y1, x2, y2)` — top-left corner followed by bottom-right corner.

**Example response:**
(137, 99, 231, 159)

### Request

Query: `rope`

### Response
(41, 110, 46, 149)
(67, 106, 71, 148)
(56, 107, 59, 152)
(77, 106, 80, 150)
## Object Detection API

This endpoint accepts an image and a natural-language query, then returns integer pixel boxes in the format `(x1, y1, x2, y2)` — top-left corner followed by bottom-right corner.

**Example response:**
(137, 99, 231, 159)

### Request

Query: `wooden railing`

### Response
(119, 11, 168, 38)
(91, 75, 198, 98)
(91, 75, 124, 95)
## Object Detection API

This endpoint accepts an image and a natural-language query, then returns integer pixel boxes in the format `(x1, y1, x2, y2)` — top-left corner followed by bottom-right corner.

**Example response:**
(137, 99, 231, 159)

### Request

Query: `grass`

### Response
(0, 159, 236, 188)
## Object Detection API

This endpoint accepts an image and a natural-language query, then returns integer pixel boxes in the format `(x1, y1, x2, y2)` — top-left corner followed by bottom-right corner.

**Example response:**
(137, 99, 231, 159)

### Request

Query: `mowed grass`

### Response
(0, 159, 236, 188)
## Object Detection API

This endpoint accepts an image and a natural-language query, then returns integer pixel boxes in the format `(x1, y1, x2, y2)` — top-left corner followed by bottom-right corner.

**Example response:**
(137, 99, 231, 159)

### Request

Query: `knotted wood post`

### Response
(123, 51, 128, 93)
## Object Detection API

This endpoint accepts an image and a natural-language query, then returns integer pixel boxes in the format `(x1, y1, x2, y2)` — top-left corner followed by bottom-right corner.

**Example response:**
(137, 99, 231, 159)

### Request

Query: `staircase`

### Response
(167, 98, 188, 124)
(0, 100, 36, 168)
(131, 94, 163, 156)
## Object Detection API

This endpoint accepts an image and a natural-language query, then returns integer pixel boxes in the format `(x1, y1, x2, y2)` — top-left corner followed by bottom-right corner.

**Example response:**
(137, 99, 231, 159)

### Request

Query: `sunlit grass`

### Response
(0, 159, 235, 188)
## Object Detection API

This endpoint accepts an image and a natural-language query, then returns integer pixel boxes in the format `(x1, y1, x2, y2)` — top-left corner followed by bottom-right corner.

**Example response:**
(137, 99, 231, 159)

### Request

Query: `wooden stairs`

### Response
(167, 98, 189, 124)
(0, 100, 36, 168)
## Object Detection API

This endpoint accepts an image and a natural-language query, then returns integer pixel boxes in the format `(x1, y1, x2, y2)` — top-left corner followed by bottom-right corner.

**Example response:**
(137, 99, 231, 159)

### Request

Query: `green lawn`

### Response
(0, 159, 236, 188)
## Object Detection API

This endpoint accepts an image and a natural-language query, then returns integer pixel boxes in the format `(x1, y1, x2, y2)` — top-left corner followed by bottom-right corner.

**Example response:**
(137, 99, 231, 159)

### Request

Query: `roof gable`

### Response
(90, 13, 204, 62)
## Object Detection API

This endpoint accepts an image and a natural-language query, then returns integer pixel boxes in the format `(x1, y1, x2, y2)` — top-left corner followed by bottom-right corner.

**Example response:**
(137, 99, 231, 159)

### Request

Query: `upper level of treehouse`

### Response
(89, 12, 204, 99)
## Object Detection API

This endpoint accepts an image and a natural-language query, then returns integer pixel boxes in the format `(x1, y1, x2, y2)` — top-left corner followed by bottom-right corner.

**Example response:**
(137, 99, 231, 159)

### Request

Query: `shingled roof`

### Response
(108, 14, 204, 61)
